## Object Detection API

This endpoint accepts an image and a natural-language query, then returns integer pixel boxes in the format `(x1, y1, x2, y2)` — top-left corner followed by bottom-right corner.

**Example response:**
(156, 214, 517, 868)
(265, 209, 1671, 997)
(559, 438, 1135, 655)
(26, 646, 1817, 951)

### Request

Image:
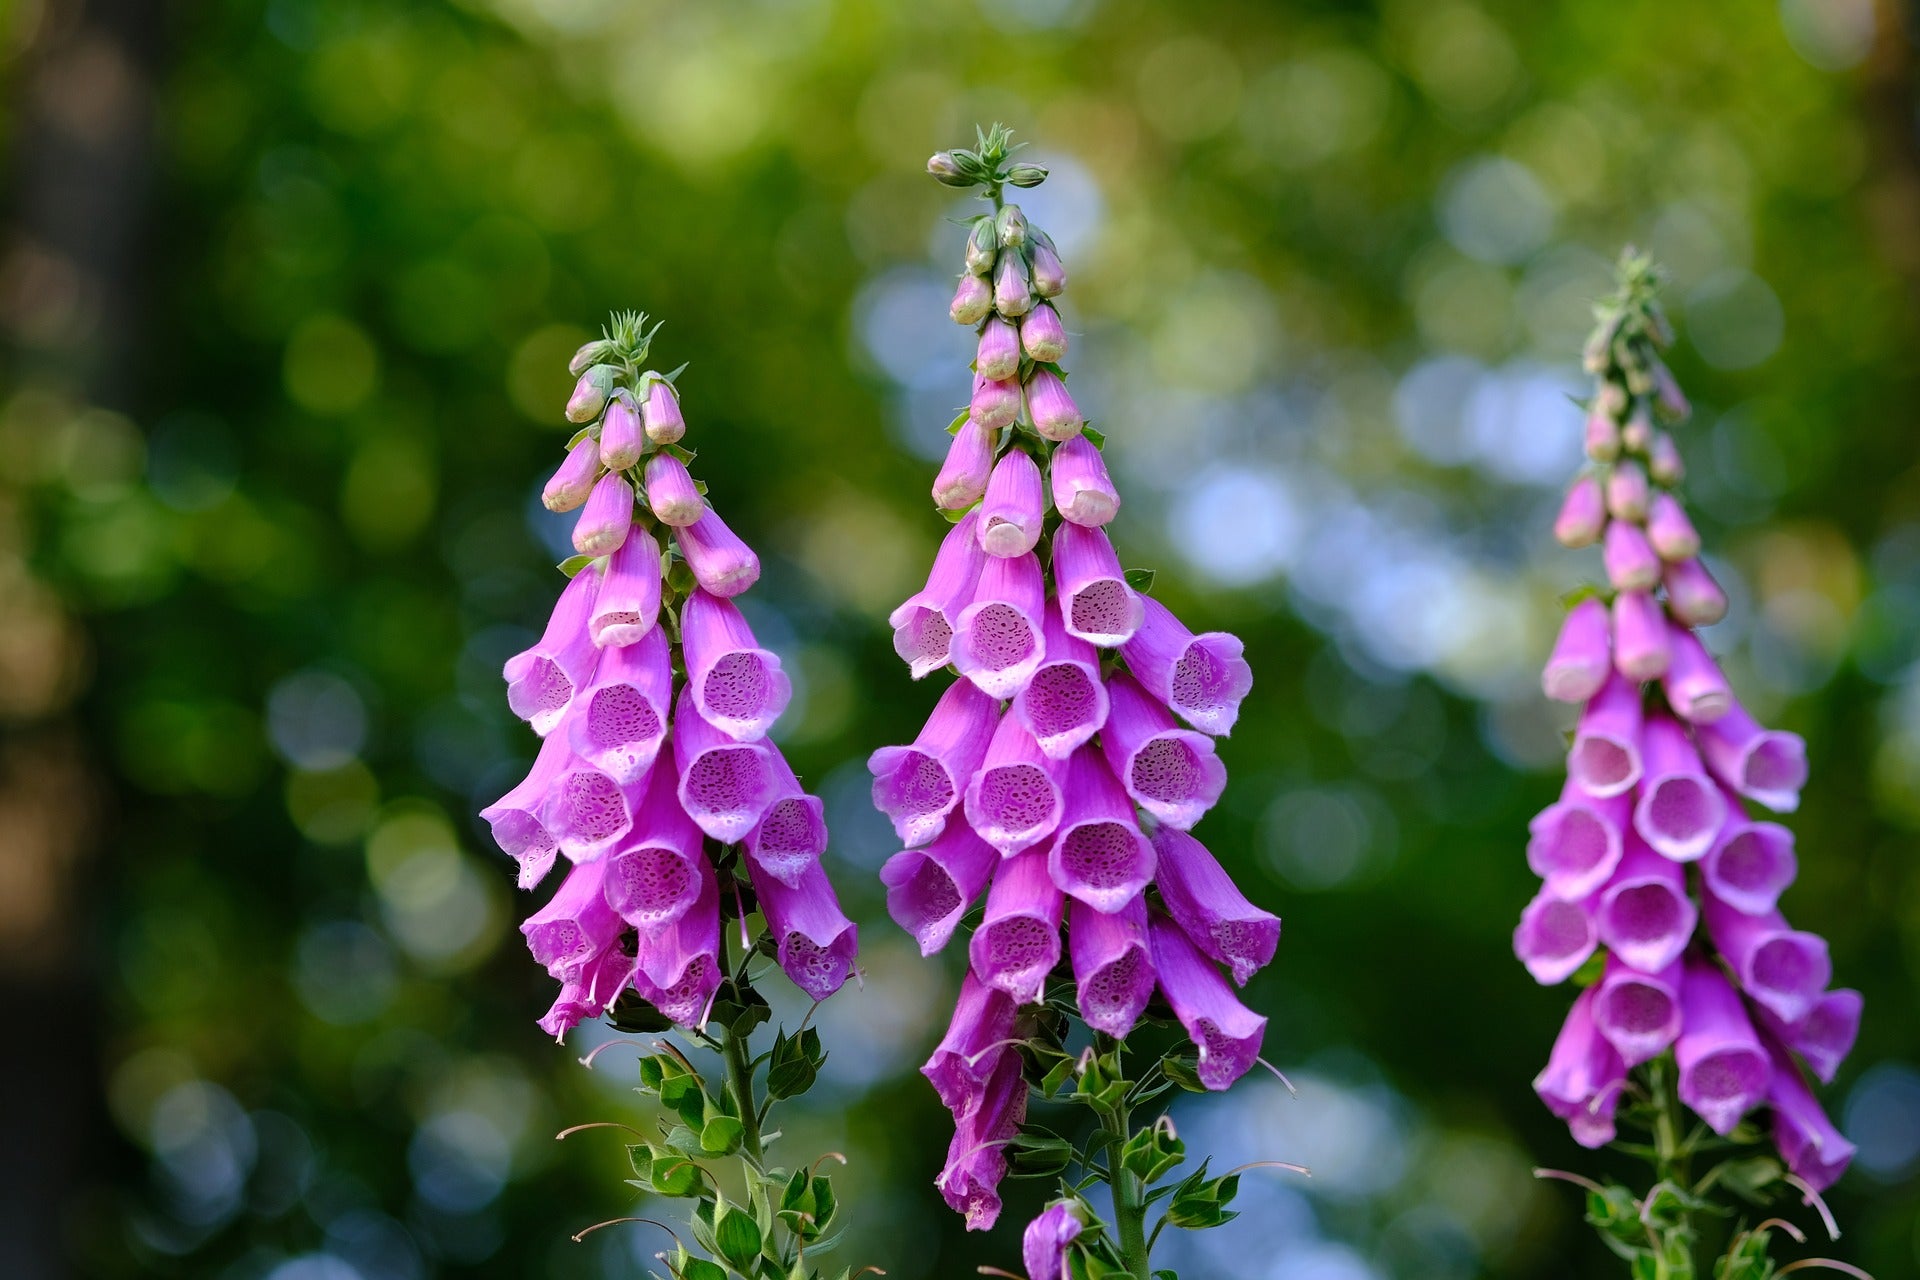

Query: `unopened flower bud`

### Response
(644, 451, 704, 526)
(1621, 407, 1653, 453)
(1553, 475, 1605, 548)
(1597, 382, 1627, 417)
(1646, 493, 1700, 561)
(1648, 432, 1685, 486)
(1050, 434, 1118, 527)
(1612, 589, 1671, 680)
(1606, 460, 1649, 522)
(928, 151, 972, 187)
(965, 218, 998, 276)
(567, 364, 617, 423)
(573, 471, 634, 556)
(950, 273, 992, 326)
(569, 339, 614, 377)
(1665, 557, 1727, 627)
(1028, 229, 1067, 298)
(543, 435, 602, 512)
(1006, 163, 1049, 188)
(1024, 368, 1082, 442)
(934, 417, 994, 510)
(1604, 519, 1660, 592)
(976, 316, 1021, 382)
(995, 204, 1028, 250)
(1585, 409, 1620, 462)
(993, 251, 1033, 318)
(599, 390, 643, 470)
(1020, 303, 1067, 364)
(641, 379, 685, 444)
(1653, 362, 1691, 423)
(971, 373, 1021, 433)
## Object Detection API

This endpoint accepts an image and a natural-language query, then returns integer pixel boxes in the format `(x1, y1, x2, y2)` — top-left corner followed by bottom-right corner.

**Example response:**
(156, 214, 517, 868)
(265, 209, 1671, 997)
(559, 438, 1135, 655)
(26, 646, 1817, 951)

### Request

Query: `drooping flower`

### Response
(485, 314, 856, 1040)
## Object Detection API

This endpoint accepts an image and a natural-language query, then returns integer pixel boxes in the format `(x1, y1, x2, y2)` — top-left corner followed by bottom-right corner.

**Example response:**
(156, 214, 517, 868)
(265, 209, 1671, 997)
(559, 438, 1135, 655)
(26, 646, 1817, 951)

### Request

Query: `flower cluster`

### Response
(484, 313, 857, 1038)
(873, 131, 1281, 1233)
(1523, 256, 1858, 1192)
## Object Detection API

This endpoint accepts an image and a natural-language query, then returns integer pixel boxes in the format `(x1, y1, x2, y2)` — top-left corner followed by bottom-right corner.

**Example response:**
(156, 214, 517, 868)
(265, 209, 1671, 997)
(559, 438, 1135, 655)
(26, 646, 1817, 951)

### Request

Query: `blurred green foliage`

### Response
(1, 0, 1915, 1278)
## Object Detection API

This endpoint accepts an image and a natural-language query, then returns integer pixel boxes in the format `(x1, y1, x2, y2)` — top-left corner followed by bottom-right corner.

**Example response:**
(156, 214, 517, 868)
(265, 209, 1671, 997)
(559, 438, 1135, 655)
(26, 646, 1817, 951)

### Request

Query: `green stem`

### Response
(1106, 1095, 1150, 1280)
(1647, 1056, 1696, 1279)
(721, 1016, 764, 1166)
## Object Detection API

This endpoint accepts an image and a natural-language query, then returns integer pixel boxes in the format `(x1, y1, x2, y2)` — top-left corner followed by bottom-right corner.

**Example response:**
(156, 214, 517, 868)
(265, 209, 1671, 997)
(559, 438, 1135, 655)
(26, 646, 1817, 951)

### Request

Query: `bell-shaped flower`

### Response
(504, 564, 602, 736)
(1568, 671, 1643, 798)
(589, 530, 663, 648)
(949, 550, 1046, 698)
(631, 852, 721, 1027)
(1149, 914, 1266, 1091)
(1695, 699, 1807, 813)
(1595, 837, 1697, 974)
(975, 315, 1021, 381)
(643, 451, 704, 527)
(1591, 955, 1682, 1067)
(1120, 596, 1250, 735)
(1702, 894, 1832, 1025)
(602, 764, 705, 927)
(1533, 986, 1626, 1149)
(1675, 957, 1770, 1136)
(969, 848, 1064, 1005)
(744, 748, 828, 888)
(1702, 807, 1796, 917)
(936, 1051, 1025, 1231)
(540, 751, 642, 862)
(1024, 368, 1083, 442)
(599, 390, 643, 470)
(1660, 624, 1732, 724)
(671, 685, 775, 842)
(1046, 746, 1155, 912)
(1633, 712, 1726, 861)
(482, 731, 572, 889)
(881, 819, 998, 956)
(934, 417, 995, 511)
(1513, 884, 1598, 985)
(1152, 826, 1279, 987)
(1553, 475, 1605, 547)
(868, 678, 999, 847)
(568, 623, 672, 784)
(1050, 434, 1119, 528)
(681, 589, 791, 741)
(1542, 597, 1611, 704)
(1099, 670, 1226, 830)
(521, 856, 623, 981)
(1020, 303, 1068, 364)
(1069, 896, 1154, 1039)
(922, 972, 1019, 1115)
(978, 450, 1045, 558)
(1012, 598, 1109, 760)
(640, 379, 685, 445)
(1054, 523, 1143, 648)
(1664, 556, 1728, 627)
(1526, 781, 1629, 900)
(752, 859, 858, 1002)
(964, 713, 1066, 856)
(675, 508, 761, 598)
(1611, 589, 1670, 680)
(891, 511, 988, 679)
(572, 471, 633, 557)
(543, 435, 602, 512)
(1765, 1044, 1856, 1192)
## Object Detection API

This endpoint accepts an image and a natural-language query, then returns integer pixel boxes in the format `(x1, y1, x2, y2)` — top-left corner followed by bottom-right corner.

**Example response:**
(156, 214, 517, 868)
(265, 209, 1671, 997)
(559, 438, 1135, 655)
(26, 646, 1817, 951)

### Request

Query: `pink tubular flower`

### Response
(1024, 367, 1084, 442)
(671, 685, 775, 842)
(1760, 989, 1862, 1086)
(1020, 303, 1068, 364)
(537, 938, 636, 1041)
(1586, 410, 1621, 462)
(1603, 518, 1660, 592)
(1542, 596, 1611, 704)
(751, 859, 858, 1002)
(1046, 746, 1155, 912)
(1766, 1044, 1856, 1191)
(1675, 957, 1769, 1136)
(1554, 475, 1605, 547)
(1514, 884, 1598, 985)
(1022, 1201, 1084, 1280)
(992, 249, 1032, 318)
(1151, 826, 1280, 987)
(1099, 670, 1226, 830)
(482, 731, 572, 889)
(978, 450, 1045, 557)
(521, 857, 622, 980)
(590, 530, 663, 648)
(868, 678, 999, 847)
(881, 819, 998, 956)
(1013, 597, 1110, 760)
(1053, 522, 1143, 648)
(1591, 955, 1682, 1067)
(951, 273, 993, 326)
(569, 623, 672, 783)
(1646, 492, 1700, 561)
(891, 511, 988, 679)
(922, 972, 1019, 1114)
(573, 471, 634, 557)
(1695, 699, 1807, 813)
(504, 565, 602, 736)
(543, 435, 602, 512)
(1526, 781, 1629, 900)
(1632, 712, 1726, 861)
(976, 315, 1021, 382)
(1070, 896, 1154, 1038)
(1534, 986, 1626, 1149)
(1702, 810, 1796, 916)
(632, 852, 722, 1027)
(744, 748, 828, 888)
(1568, 670, 1644, 797)
(1149, 913, 1266, 1091)
(644, 451, 704, 527)
(964, 712, 1066, 856)
(1605, 459, 1650, 521)
(1610, 589, 1671, 681)
(936, 1051, 1025, 1231)
(1595, 837, 1697, 974)
(949, 550, 1047, 698)
(1050, 433, 1119, 528)
(541, 752, 640, 862)
(599, 390, 643, 470)
(675, 508, 761, 598)
(971, 373, 1021, 432)
(933, 418, 995, 511)
(1664, 556, 1727, 627)
(969, 848, 1064, 1005)
(1120, 596, 1251, 735)
(1701, 894, 1831, 1025)
(640, 379, 685, 445)
(681, 589, 792, 741)
(1029, 231, 1067, 297)
(603, 764, 705, 927)
(1660, 624, 1731, 724)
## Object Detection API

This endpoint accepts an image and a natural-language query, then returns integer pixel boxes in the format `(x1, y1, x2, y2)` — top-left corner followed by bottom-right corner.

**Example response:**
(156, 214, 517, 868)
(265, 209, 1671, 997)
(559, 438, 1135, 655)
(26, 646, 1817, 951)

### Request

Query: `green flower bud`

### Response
(996, 204, 1029, 250)
(928, 151, 972, 187)
(965, 217, 998, 276)
(1006, 162, 1049, 188)
(569, 339, 615, 377)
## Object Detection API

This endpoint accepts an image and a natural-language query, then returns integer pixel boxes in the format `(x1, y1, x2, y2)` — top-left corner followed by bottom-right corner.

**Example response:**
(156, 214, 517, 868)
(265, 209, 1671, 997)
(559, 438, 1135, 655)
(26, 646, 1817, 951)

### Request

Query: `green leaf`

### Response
(1569, 948, 1608, 988)
(1161, 1054, 1208, 1093)
(700, 1115, 745, 1155)
(1123, 567, 1155, 594)
(1081, 425, 1106, 448)
(713, 1200, 764, 1270)
(947, 409, 971, 437)
(650, 1152, 704, 1199)
(558, 553, 597, 578)
(677, 1259, 728, 1280)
